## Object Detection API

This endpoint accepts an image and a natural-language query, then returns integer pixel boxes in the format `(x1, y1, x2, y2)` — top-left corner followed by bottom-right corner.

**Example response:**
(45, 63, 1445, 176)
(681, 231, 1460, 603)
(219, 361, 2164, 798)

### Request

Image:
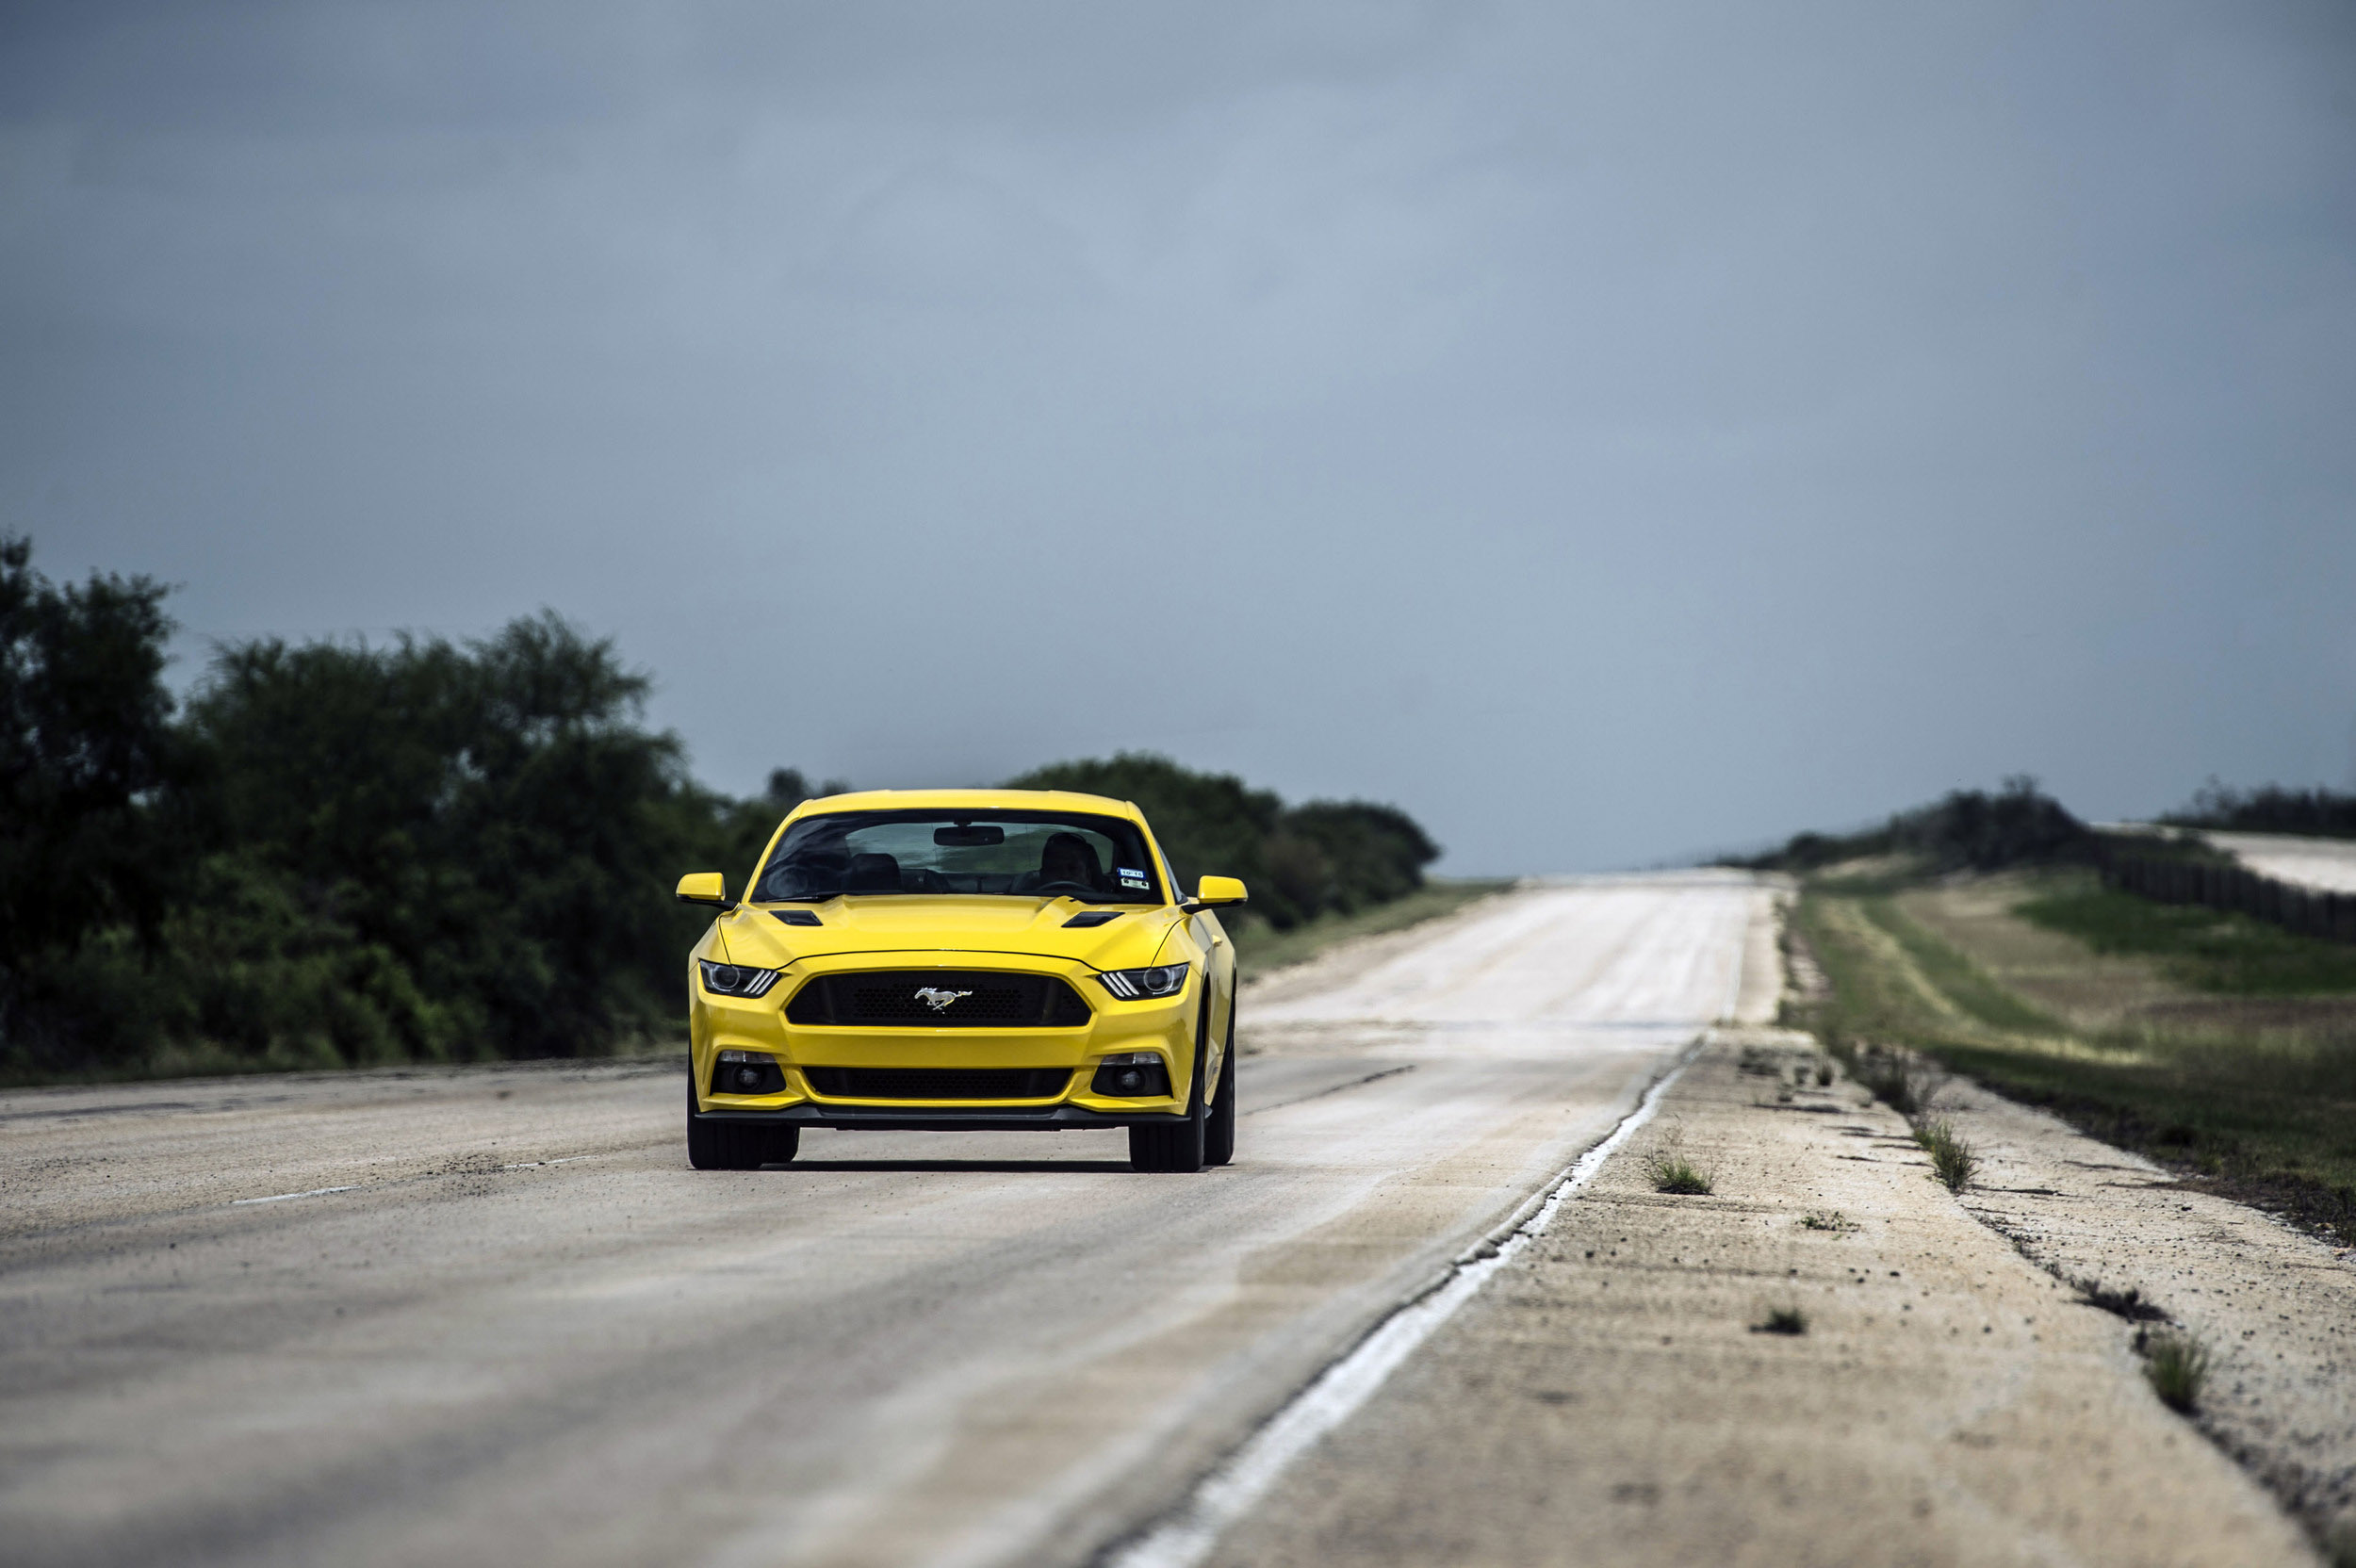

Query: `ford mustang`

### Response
(676, 789, 1246, 1173)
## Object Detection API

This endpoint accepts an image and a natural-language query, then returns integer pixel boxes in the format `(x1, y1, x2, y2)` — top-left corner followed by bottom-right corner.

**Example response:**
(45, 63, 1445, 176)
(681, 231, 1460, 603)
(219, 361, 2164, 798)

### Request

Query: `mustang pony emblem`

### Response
(913, 987, 973, 1013)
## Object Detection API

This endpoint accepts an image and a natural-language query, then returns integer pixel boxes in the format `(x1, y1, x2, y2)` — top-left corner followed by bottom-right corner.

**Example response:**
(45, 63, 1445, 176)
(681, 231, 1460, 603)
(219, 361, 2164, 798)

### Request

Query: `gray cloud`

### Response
(5, 0, 2353, 871)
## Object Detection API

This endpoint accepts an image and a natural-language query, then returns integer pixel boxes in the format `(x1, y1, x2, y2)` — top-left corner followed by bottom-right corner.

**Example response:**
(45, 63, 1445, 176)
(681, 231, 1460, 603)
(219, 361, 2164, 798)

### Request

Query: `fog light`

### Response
(711, 1050, 787, 1096)
(1090, 1051, 1170, 1099)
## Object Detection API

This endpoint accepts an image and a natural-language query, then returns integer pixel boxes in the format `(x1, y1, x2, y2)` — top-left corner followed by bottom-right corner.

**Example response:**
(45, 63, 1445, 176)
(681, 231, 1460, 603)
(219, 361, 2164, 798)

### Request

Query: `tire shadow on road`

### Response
(772, 1159, 1141, 1174)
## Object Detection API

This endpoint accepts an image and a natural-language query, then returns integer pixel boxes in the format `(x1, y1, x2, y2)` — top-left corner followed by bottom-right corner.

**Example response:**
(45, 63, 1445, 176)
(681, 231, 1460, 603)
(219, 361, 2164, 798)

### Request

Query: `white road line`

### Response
(231, 1185, 358, 1205)
(1102, 1040, 1703, 1568)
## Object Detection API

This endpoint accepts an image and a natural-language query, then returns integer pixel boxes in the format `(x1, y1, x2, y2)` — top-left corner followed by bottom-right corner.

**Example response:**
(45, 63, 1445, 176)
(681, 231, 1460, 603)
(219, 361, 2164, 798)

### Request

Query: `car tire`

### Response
(1129, 991, 1210, 1173)
(686, 1076, 792, 1170)
(1203, 984, 1236, 1168)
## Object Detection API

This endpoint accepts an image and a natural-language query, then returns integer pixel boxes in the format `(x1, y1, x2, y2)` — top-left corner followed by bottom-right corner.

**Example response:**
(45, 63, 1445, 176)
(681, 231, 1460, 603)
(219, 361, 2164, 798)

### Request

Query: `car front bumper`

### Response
(691, 1102, 1189, 1131)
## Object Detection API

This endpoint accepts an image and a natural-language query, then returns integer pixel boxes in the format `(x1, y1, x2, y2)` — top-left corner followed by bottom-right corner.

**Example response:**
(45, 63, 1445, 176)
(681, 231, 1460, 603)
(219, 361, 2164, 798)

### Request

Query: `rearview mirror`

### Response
(675, 872, 733, 908)
(1191, 875, 1248, 911)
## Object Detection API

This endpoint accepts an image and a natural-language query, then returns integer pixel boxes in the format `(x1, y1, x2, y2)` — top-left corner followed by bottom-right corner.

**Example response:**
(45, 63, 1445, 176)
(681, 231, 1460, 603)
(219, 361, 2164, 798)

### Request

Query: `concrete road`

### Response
(0, 874, 1768, 1568)
(2202, 829, 2356, 894)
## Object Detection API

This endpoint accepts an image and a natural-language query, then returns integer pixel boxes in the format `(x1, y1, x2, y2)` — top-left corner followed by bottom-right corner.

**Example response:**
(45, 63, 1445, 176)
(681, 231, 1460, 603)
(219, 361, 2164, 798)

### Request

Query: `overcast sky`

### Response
(5, 1, 2353, 873)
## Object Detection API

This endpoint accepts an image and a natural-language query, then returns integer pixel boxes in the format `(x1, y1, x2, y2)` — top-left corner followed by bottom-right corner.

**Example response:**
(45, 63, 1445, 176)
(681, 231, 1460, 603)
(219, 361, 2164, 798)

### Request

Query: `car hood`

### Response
(712, 896, 1187, 972)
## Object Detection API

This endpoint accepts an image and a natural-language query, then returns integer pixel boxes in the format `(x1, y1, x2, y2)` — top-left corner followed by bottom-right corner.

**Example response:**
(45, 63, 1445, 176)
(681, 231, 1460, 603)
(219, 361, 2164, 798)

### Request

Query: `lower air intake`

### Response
(803, 1067, 1073, 1101)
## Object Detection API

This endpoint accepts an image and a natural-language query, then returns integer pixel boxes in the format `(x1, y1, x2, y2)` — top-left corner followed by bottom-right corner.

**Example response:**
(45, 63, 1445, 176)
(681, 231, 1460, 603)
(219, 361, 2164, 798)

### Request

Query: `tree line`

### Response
(2163, 782, 2356, 840)
(0, 539, 1436, 1081)
(1723, 776, 2098, 874)
(1006, 753, 1439, 930)
(1727, 772, 2356, 878)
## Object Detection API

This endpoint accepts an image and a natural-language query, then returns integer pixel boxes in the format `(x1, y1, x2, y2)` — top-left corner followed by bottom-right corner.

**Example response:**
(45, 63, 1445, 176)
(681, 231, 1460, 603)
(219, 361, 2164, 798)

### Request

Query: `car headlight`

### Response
(1096, 962, 1188, 1000)
(699, 959, 782, 998)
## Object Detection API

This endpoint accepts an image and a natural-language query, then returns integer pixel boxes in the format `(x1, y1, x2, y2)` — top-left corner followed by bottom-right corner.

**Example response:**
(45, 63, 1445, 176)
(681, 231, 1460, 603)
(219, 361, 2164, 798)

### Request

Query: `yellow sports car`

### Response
(676, 789, 1247, 1173)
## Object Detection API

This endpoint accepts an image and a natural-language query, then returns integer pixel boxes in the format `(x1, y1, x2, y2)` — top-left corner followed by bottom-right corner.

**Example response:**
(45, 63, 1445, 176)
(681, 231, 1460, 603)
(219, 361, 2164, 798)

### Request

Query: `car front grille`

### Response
(802, 1067, 1073, 1101)
(785, 971, 1093, 1028)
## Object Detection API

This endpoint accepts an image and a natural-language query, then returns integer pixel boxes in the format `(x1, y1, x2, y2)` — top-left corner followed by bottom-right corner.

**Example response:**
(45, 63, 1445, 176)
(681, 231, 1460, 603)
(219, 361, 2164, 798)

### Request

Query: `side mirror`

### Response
(1190, 875, 1248, 911)
(676, 872, 733, 908)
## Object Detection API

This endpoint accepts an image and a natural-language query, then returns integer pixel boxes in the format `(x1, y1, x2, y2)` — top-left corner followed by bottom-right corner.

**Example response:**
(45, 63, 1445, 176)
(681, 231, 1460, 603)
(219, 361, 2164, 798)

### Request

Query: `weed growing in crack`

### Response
(2136, 1326, 2212, 1413)
(1799, 1210, 1857, 1233)
(1644, 1121, 1714, 1196)
(1752, 1305, 1808, 1335)
(1913, 1118, 1979, 1192)
(1648, 1152, 1713, 1195)
(1853, 1046, 1942, 1115)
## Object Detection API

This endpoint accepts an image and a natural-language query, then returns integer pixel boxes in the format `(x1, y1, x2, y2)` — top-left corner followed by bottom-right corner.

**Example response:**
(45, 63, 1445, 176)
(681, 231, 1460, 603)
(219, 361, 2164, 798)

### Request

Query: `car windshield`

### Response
(750, 810, 1166, 904)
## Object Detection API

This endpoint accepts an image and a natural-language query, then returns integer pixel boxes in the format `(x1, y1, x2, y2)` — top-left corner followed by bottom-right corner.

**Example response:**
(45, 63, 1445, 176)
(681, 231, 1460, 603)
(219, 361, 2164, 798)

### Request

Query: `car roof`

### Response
(784, 788, 1144, 823)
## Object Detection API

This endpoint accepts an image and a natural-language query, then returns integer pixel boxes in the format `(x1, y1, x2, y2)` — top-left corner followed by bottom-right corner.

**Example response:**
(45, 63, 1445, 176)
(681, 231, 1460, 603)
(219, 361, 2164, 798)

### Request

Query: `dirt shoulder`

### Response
(1209, 1028, 2322, 1567)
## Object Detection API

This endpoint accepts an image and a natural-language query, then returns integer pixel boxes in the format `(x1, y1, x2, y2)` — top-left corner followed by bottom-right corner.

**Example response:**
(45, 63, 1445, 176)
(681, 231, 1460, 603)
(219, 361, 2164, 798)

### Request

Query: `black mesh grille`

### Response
(786, 972, 1092, 1028)
(803, 1067, 1073, 1101)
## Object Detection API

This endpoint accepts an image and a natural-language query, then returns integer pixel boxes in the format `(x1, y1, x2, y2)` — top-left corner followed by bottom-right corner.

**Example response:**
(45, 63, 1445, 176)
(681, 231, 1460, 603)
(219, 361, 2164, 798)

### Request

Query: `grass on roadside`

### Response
(1913, 1118, 1979, 1192)
(1790, 871, 2356, 1243)
(2136, 1326, 2213, 1413)
(1846, 1047, 1942, 1116)
(1231, 877, 1513, 980)
(2017, 876, 2356, 996)
(1644, 1121, 1714, 1195)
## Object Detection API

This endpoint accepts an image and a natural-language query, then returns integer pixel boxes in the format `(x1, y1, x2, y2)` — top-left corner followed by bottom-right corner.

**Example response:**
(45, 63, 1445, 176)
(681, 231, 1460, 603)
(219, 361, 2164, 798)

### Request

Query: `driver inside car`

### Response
(1013, 831, 1104, 895)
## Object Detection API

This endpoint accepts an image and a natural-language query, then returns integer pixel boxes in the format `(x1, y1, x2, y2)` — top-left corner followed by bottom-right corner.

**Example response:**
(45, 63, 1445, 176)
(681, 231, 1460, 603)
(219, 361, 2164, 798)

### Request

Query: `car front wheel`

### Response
(1203, 987, 1236, 1167)
(687, 1076, 798, 1169)
(1129, 992, 1211, 1173)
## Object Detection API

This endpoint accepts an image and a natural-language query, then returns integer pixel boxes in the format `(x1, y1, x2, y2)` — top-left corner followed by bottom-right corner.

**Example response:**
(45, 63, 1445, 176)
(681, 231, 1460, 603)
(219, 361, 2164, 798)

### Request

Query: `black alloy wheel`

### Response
(1128, 989, 1211, 1173)
(686, 1075, 799, 1169)
(1203, 981, 1236, 1167)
